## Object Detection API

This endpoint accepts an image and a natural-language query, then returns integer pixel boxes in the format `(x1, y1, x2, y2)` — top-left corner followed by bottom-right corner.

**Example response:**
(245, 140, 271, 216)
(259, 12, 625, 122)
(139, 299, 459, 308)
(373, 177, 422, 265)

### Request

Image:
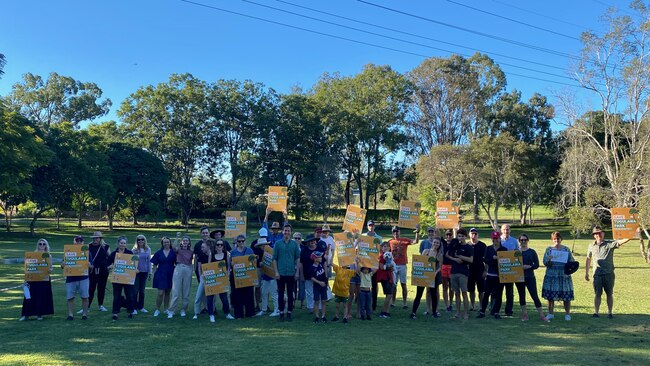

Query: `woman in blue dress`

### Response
(151, 236, 176, 317)
(541, 231, 574, 322)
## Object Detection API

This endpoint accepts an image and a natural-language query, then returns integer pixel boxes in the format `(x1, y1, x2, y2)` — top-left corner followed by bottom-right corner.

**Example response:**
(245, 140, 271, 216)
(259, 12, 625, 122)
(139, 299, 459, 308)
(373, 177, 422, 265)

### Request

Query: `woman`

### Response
(230, 235, 256, 318)
(542, 231, 574, 321)
(169, 233, 193, 318)
(410, 237, 443, 319)
(193, 239, 217, 322)
(213, 239, 235, 320)
(516, 234, 548, 322)
(132, 234, 151, 314)
(107, 236, 135, 320)
(88, 231, 110, 312)
(20, 239, 54, 321)
(151, 236, 176, 317)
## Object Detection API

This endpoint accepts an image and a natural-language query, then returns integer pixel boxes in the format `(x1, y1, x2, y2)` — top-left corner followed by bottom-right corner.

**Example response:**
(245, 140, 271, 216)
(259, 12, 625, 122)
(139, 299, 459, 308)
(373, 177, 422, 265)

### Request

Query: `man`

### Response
(388, 225, 420, 309)
(364, 220, 382, 312)
(478, 231, 507, 319)
(272, 224, 301, 322)
(193, 226, 210, 314)
(65, 235, 90, 320)
(500, 224, 518, 317)
(253, 228, 280, 317)
(299, 234, 326, 312)
(417, 227, 438, 314)
(87, 231, 110, 312)
(445, 228, 473, 319)
(585, 226, 634, 318)
(467, 228, 487, 311)
(262, 208, 287, 245)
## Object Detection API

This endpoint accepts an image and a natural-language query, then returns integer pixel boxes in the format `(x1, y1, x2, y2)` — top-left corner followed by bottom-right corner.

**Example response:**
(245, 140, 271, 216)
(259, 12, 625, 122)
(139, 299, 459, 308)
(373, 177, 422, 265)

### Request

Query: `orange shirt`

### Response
(389, 237, 413, 265)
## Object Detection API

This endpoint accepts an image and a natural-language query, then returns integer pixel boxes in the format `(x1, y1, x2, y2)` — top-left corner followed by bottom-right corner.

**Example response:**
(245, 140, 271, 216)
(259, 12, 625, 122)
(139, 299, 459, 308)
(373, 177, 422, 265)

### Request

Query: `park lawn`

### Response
(0, 221, 649, 365)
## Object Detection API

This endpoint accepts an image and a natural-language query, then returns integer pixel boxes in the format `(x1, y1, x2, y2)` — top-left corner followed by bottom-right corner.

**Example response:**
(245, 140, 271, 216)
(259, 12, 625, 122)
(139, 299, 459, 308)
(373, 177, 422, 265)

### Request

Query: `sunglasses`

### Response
(520, 239, 528, 242)
(236, 240, 245, 243)
(38, 242, 46, 246)
(294, 237, 302, 240)
(445, 234, 452, 236)
(137, 239, 145, 241)
(215, 244, 224, 247)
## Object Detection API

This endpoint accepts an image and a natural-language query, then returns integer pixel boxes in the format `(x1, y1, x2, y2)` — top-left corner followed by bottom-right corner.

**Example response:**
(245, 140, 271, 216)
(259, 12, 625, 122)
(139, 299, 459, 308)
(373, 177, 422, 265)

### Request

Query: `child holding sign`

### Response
(20, 239, 54, 321)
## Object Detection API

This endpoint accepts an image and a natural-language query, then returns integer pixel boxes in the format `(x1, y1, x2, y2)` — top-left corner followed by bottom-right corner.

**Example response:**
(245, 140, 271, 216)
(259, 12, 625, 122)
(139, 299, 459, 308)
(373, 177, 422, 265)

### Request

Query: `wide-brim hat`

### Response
(564, 261, 580, 275)
(255, 237, 269, 246)
(303, 234, 319, 243)
(210, 229, 225, 239)
(91, 231, 103, 238)
(321, 224, 331, 232)
(592, 226, 604, 235)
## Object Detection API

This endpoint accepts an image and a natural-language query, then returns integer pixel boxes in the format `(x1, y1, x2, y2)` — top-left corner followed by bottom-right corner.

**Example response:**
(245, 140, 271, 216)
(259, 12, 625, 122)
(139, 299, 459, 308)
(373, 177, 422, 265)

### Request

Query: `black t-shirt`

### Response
(107, 248, 133, 264)
(470, 241, 487, 273)
(448, 242, 474, 276)
(250, 239, 264, 266)
(484, 245, 508, 276)
(300, 244, 327, 278)
(442, 239, 453, 265)
(89, 243, 111, 269)
(310, 262, 327, 283)
(193, 240, 205, 257)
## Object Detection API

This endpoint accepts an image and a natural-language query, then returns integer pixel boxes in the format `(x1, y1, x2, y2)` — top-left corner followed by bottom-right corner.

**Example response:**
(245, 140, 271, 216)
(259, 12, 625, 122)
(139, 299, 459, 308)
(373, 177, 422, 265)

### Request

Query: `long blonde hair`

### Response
(35, 238, 51, 252)
(132, 234, 149, 252)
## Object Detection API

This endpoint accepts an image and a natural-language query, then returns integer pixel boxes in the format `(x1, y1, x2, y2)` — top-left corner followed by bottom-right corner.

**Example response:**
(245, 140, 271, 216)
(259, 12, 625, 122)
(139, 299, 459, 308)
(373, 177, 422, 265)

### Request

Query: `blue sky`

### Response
(0, 0, 628, 127)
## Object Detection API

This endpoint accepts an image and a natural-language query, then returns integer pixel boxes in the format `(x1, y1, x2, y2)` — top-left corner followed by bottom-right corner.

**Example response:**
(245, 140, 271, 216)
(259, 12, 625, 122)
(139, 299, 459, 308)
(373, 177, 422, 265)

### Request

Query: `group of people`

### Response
(20, 211, 632, 324)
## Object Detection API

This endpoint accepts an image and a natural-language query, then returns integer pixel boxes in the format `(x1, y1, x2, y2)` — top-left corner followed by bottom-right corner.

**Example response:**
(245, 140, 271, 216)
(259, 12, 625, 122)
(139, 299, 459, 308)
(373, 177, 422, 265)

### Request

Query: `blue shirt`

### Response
(501, 236, 519, 251)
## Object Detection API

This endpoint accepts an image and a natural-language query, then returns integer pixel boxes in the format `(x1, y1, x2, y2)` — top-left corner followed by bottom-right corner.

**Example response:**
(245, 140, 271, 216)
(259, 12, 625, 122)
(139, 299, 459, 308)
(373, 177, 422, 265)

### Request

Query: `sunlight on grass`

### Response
(0, 353, 76, 365)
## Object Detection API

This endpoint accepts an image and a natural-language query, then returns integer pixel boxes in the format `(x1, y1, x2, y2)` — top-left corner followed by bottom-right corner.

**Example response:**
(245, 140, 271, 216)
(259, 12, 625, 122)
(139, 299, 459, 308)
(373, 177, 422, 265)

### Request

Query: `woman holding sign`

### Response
(107, 236, 135, 321)
(213, 239, 234, 320)
(20, 239, 54, 321)
(410, 237, 443, 320)
(541, 232, 574, 321)
(151, 237, 176, 317)
(193, 240, 217, 322)
(230, 235, 257, 319)
(516, 234, 547, 322)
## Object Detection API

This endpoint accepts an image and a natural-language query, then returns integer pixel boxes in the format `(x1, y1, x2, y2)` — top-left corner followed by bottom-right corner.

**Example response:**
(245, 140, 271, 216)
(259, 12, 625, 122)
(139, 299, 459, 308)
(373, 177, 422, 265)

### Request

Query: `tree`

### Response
(415, 144, 473, 206)
(119, 73, 209, 225)
(407, 53, 506, 152)
(0, 102, 51, 231)
(8, 72, 111, 129)
(0, 53, 6, 79)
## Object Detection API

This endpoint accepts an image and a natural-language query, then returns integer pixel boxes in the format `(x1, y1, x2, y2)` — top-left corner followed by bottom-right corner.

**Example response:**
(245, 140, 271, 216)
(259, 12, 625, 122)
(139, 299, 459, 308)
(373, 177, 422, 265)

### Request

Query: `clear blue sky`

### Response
(0, 0, 628, 127)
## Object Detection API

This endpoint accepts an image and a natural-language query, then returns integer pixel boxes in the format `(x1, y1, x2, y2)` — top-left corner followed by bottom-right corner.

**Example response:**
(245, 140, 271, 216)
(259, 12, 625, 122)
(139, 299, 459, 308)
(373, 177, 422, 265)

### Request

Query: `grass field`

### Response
(1, 219, 649, 365)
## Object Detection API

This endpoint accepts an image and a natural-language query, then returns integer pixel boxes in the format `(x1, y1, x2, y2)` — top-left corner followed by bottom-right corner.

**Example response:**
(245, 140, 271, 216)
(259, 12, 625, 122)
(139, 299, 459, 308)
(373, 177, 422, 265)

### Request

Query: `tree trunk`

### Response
(107, 204, 114, 231)
(344, 171, 352, 206)
(473, 190, 479, 223)
(4, 213, 10, 232)
(56, 210, 61, 230)
(29, 208, 48, 234)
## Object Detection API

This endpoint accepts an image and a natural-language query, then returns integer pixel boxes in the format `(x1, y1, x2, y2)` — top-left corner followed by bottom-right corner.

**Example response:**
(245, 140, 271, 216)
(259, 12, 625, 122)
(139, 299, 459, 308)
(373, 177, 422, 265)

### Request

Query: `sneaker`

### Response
(494, 314, 501, 319)
(19, 316, 26, 321)
(504, 313, 514, 318)
(423, 311, 429, 315)
(139, 308, 148, 314)
(608, 314, 614, 319)
(66, 316, 74, 321)
(332, 316, 339, 322)
(366, 315, 372, 321)
(112, 314, 118, 321)
(409, 313, 416, 320)
(287, 313, 293, 322)
(378, 312, 386, 319)
(168, 312, 174, 319)
(342, 317, 349, 324)
(540, 315, 550, 322)
(210, 315, 215, 323)
(180, 310, 187, 317)
(384, 313, 391, 319)
(76, 309, 84, 314)
(132, 309, 138, 315)
(98, 305, 108, 312)
(402, 304, 408, 310)
(153, 310, 160, 317)
(314, 317, 320, 324)
(128, 313, 133, 319)
(521, 313, 529, 322)
(477, 312, 486, 319)
(446, 306, 453, 312)
(256, 310, 266, 317)
(390, 304, 395, 308)
(321, 316, 327, 323)
(192, 315, 198, 320)
(81, 315, 87, 320)
(545, 314, 554, 321)
(226, 314, 235, 320)
(592, 313, 600, 318)
(564, 314, 572, 321)
(269, 311, 280, 317)
(279, 313, 285, 322)
(433, 312, 440, 318)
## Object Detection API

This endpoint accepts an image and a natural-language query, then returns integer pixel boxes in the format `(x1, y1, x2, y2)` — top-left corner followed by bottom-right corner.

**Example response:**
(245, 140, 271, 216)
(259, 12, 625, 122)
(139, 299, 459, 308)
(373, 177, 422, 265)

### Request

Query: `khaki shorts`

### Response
(593, 273, 615, 296)
(450, 273, 468, 292)
(66, 278, 90, 300)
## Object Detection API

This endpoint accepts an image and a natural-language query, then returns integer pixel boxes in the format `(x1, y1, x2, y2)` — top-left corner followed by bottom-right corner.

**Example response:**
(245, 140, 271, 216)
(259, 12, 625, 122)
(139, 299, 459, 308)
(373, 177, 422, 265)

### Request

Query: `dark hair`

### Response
(160, 236, 171, 249)
(200, 226, 209, 233)
(457, 228, 468, 236)
(519, 233, 529, 241)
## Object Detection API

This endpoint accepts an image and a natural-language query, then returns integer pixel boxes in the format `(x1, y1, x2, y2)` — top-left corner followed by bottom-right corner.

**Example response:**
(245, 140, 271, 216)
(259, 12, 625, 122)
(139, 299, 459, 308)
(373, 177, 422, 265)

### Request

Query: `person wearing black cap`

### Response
(585, 226, 635, 319)
(299, 234, 326, 312)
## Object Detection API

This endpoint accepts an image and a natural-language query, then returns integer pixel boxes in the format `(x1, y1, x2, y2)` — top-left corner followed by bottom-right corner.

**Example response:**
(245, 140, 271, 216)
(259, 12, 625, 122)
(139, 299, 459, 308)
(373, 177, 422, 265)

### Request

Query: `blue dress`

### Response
(151, 249, 176, 290)
(541, 245, 574, 301)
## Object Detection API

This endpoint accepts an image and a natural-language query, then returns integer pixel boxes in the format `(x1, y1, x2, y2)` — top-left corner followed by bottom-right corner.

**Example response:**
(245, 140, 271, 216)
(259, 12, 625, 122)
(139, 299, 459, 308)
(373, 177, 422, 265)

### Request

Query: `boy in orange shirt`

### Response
(332, 263, 356, 323)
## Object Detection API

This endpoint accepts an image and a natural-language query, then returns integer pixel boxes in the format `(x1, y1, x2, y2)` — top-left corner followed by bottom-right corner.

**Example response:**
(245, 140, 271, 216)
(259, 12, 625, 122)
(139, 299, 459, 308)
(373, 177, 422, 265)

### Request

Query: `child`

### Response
(377, 242, 395, 318)
(310, 251, 328, 323)
(332, 263, 356, 323)
(357, 265, 376, 320)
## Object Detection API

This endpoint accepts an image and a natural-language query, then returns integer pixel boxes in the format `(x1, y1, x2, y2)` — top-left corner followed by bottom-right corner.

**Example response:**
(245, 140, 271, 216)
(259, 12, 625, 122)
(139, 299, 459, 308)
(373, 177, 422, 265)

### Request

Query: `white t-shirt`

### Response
(321, 235, 335, 265)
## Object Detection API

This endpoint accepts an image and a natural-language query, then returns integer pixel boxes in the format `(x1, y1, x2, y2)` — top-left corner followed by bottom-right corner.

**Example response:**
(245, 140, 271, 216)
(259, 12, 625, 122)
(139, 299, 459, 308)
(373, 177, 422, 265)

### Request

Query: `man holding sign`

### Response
(585, 226, 637, 319)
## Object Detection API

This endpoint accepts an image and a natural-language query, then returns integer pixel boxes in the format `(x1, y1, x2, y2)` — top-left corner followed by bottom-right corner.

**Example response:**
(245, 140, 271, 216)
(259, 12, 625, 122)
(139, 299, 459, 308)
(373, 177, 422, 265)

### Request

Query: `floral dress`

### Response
(541, 244, 574, 301)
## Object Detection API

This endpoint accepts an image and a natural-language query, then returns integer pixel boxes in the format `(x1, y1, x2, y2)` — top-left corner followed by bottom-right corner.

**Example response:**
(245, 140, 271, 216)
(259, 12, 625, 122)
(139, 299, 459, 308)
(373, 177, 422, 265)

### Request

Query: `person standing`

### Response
(585, 226, 634, 318)
(210, 228, 232, 252)
(310, 251, 328, 323)
(410, 236, 443, 319)
(299, 234, 326, 312)
(516, 234, 548, 322)
(254, 234, 280, 317)
(20, 239, 54, 321)
(445, 228, 474, 319)
(151, 236, 176, 317)
(107, 236, 135, 321)
(441, 229, 455, 312)
(132, 235, 151, 314)
(64, 235, 90, 320)
(87, 231, 110, 313)
(320, 224, 335, 277)
(467, 228, 487, 312)
(193, 240, 217, 322)
(478, 231, 507, 319)
(193, 226, 210, 314)
(388, 225, 420, 309)
(230, 235, 256, 318)
(363, 220, 382, 312)
(213, 239, 234, 320)
(272, 224, 300, 322)
(542, 231, 574, 321)
(169, 233, 193, 318)
(262, 208, 287, 245)
(500, 224, 519, 317)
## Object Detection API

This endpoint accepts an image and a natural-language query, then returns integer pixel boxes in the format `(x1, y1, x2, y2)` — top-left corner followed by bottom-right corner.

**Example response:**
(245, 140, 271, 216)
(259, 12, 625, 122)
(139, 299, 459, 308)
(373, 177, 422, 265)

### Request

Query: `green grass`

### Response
(1, 220, 649, 365)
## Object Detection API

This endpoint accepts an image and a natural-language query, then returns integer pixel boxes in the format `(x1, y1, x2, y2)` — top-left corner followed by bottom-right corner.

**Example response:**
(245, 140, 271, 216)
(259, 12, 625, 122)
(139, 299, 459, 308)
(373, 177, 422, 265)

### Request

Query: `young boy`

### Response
(357, 265, 376, 320)
(310, 251, 328, 323)
(332, 263, 356, 323)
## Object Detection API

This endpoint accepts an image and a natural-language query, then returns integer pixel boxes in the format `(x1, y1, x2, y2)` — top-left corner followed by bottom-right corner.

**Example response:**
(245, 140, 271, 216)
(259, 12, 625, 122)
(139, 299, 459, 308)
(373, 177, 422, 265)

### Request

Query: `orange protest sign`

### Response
(63, 245, 89, 277)
(24, 252, 51, 282)
(342, 205, 367, 234)
(109, 252, 138, 285)
(267, 186, 288, 211)
(203, 260, 230, 296)
(333, 232, 356, 267)
(260, 245, 275, 278)
(357, 235, 381, 270)
(398, 201, 421, 229)
(436, 201, 460, 229)
(611, 207, 640, 240)
(232, 255, 259, 288)
(497, 251, 524, 283)
(225, 211, 247, 239)
(411, 254, 437, 287)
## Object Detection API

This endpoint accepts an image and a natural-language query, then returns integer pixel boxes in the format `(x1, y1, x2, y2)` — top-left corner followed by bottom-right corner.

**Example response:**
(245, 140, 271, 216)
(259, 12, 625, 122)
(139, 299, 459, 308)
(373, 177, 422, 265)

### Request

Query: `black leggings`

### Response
(481, 276, 504, 314)
(515, 276, 542, 308)
(411, 286, 438, 314)
(371, 272, 378, 311)
(278, 276, 296, 312)
(111, 283, 134, 315)
(89, 268, 109, 307)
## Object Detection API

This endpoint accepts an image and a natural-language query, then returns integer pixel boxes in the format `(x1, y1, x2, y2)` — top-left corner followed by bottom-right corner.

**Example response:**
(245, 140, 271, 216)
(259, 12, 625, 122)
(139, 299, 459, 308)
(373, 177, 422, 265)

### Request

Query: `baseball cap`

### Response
(469, 228, 478, 233)
(491, 231, 501, 239)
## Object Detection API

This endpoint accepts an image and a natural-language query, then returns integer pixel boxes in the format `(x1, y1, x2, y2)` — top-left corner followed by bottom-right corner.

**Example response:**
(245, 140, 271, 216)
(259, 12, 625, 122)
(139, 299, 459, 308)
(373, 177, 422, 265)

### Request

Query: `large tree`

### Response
(119, 73, 209, 225)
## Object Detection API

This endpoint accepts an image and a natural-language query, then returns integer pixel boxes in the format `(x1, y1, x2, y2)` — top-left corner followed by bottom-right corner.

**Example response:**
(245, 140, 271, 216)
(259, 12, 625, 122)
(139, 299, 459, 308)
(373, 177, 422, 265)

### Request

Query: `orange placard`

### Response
(611, 207, 640, 240)
(411, 254, 437, 287)
(24, 252, 51, 282)
(63, 245, 89, 277)
(225, 211, 247, 239)
(267, 186, 288, 211)
(203, 260, 230, 295)
(333, 232, 356, 267)
(109, 252, 138, 285)
(497, 251, 524, 283)
(436, 201, 460, 229)
(232, 255, 259, 288)
(260, 245, 275, 278)
(398, 200, 421, 229)
(357, 235, 381, 270)
(342, 205, 367, 234)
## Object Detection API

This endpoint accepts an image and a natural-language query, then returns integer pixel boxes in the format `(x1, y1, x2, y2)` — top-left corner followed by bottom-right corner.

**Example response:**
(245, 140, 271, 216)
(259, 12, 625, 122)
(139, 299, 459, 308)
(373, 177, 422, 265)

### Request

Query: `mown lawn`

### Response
(1, 220, 649, 365)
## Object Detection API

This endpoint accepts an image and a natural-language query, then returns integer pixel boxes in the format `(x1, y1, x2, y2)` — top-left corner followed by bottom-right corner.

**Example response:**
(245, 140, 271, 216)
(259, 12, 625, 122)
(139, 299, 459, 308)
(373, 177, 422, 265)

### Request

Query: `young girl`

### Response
(20, 239, 54, 321)
(151, 237, 176, 317)
(169, 233, 193, 318)
(311, 251, 328, 323)
(410, 237, 443, 319)
(357, 263, 376, 320)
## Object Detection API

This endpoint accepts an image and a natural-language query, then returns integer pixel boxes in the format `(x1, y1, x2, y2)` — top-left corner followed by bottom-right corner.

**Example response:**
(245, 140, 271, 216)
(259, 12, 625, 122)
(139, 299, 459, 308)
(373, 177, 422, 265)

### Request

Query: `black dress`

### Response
(22, 280, 54, 317)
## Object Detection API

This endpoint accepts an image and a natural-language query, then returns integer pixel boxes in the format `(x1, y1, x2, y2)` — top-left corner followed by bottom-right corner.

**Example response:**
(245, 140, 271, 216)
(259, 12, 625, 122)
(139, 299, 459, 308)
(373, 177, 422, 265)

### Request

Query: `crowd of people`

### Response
(19, 209, 633, 324)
